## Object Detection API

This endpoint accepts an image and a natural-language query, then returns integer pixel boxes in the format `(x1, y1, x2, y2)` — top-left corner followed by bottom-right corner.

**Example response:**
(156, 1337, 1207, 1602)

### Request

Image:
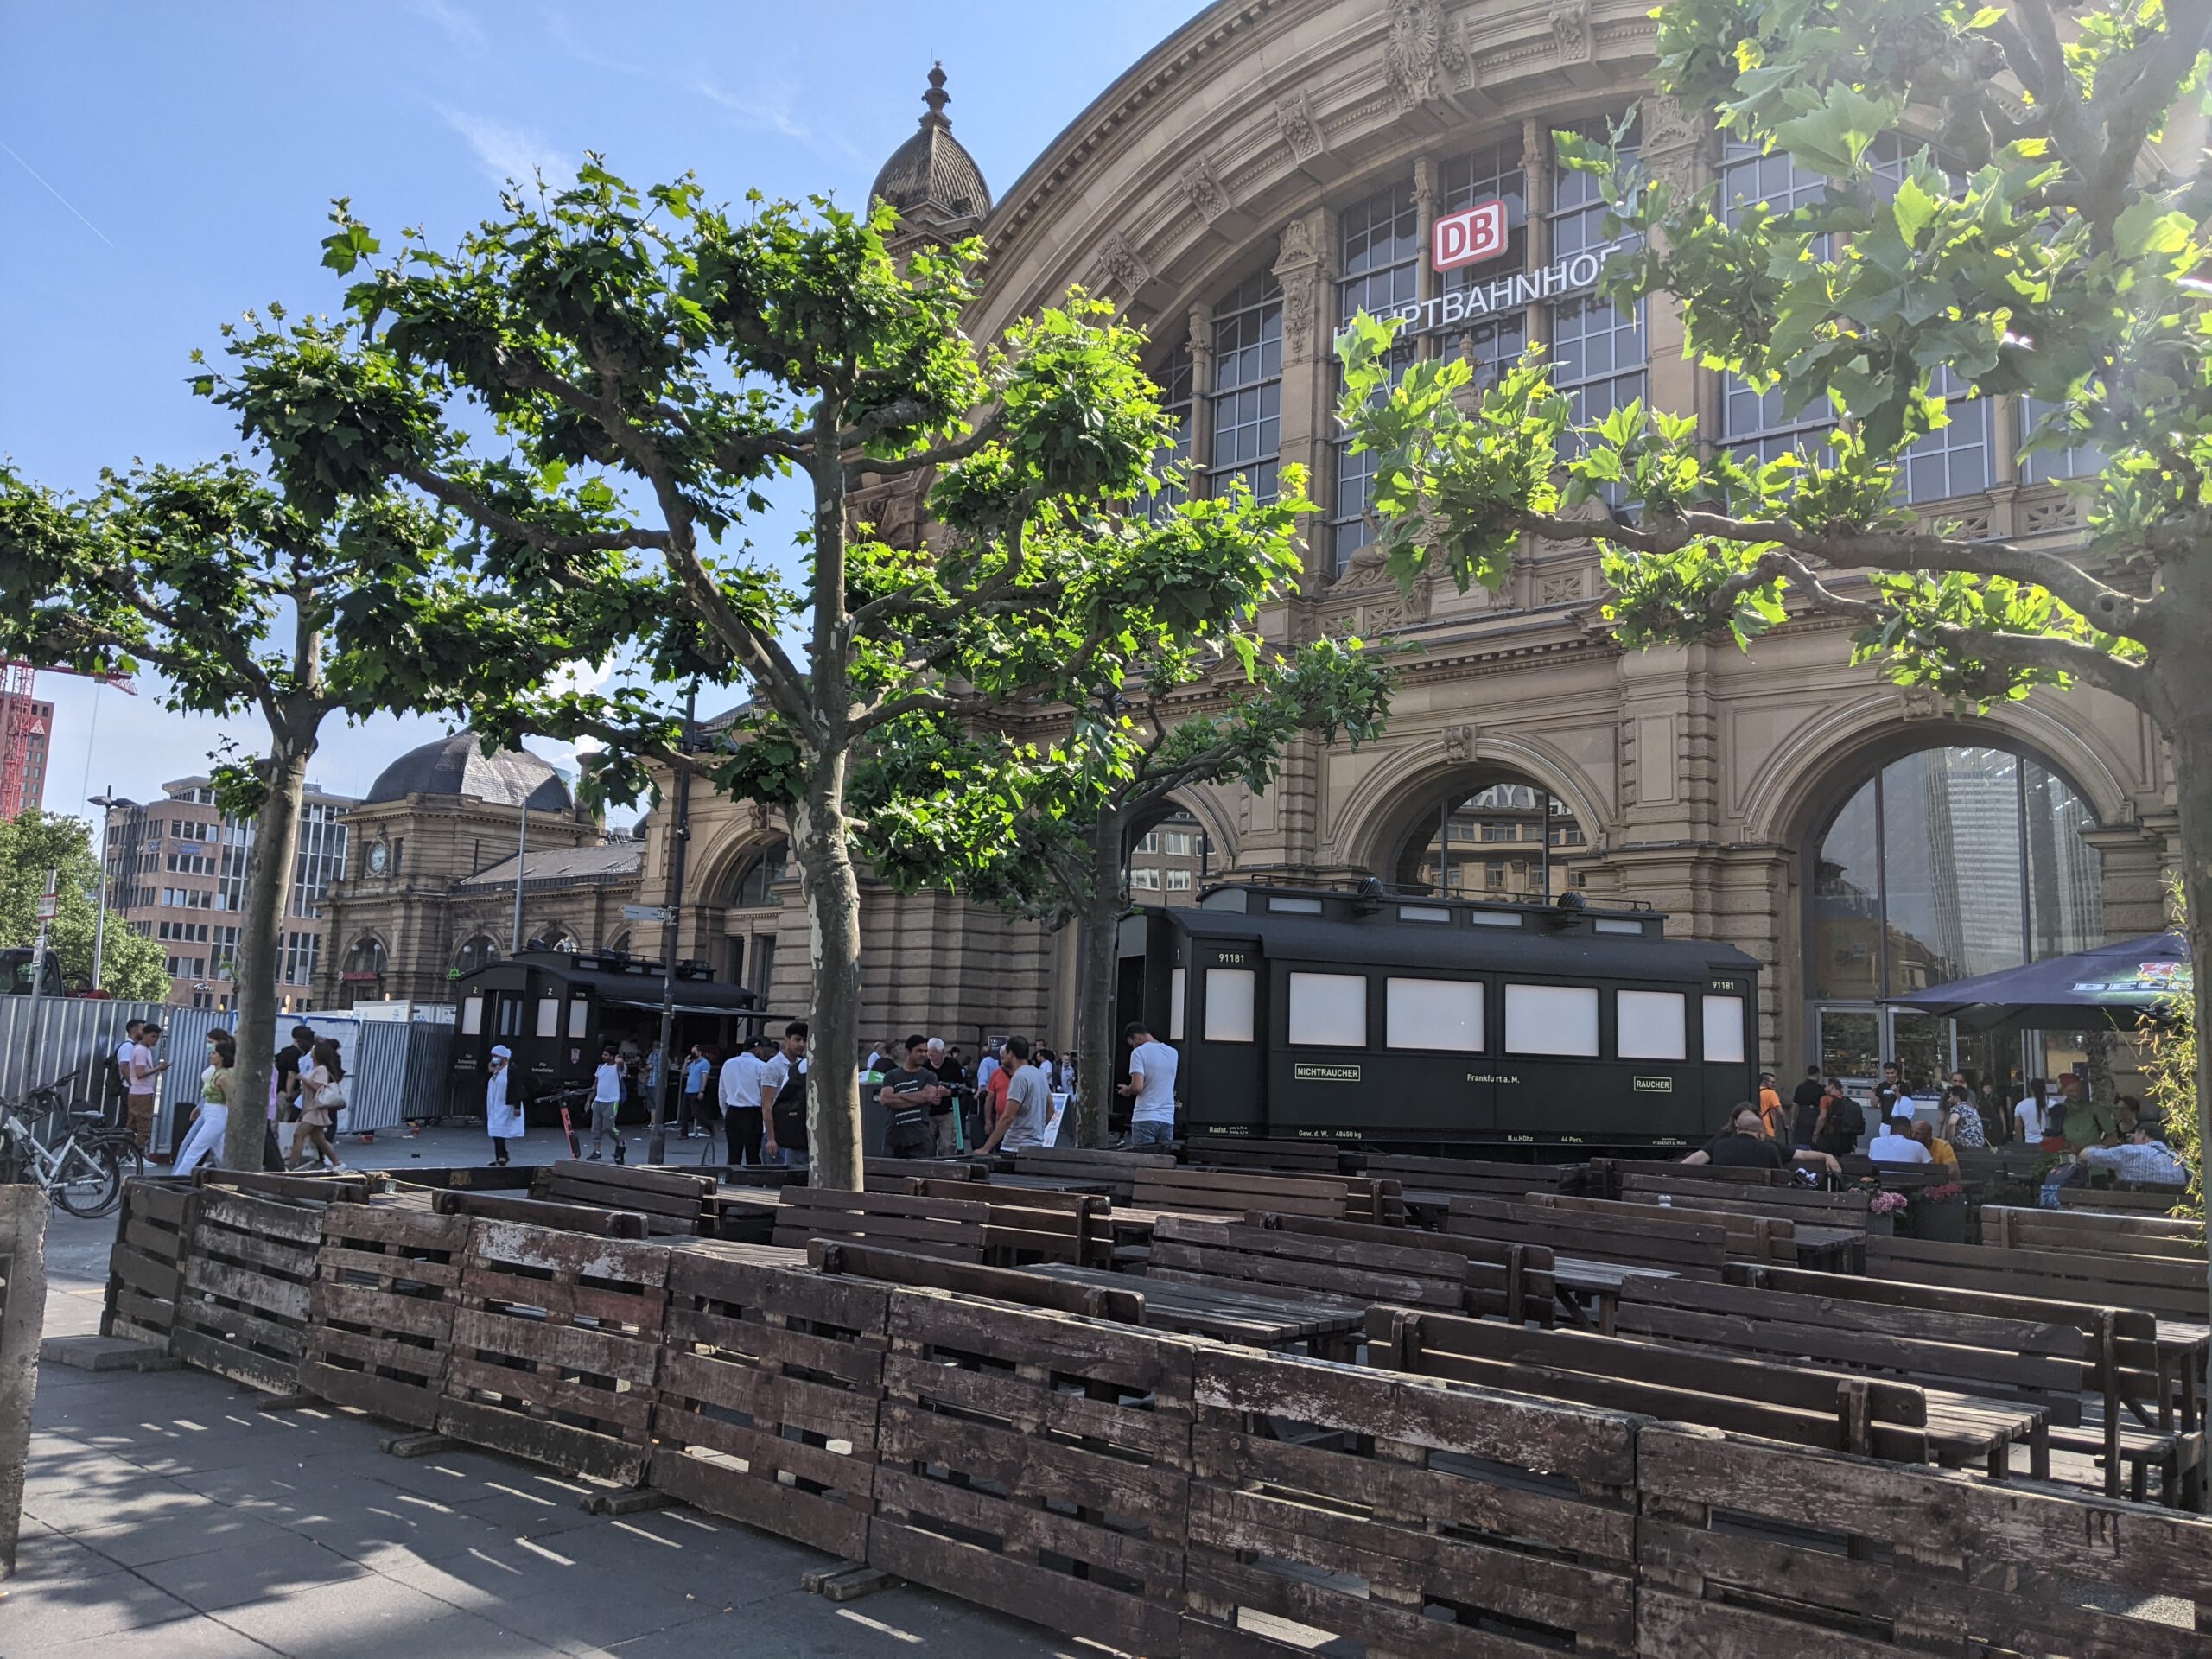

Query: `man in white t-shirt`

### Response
(1866, 1121, 1933, 1165)
(1117, 1020, 1179, 1147)
(721, 1036, 775, 1166)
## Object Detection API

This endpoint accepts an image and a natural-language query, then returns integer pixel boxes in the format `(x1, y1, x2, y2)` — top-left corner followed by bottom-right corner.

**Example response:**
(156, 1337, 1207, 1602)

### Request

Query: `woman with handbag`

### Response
(289, 1038, 348, 1172)
(172, 1031, 236, 1177)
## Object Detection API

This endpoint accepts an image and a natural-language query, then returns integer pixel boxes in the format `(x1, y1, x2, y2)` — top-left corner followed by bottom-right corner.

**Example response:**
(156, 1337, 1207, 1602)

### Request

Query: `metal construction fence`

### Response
(0, 997, 454, 1150)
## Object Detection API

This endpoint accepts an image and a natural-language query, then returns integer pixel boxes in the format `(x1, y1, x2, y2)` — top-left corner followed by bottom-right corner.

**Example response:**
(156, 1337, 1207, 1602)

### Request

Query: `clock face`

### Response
(367, 842, 389, 875)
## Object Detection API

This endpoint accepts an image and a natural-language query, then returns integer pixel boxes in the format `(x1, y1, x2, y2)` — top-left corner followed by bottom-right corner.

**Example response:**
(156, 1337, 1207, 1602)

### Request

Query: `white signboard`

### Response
(1432, 198, 1510, 271)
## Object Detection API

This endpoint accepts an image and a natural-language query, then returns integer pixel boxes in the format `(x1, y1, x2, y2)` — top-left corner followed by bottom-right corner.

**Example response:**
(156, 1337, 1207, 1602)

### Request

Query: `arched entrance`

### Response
(340, 935, 387, 1009)
(1804, 742, 2103, 1095)
(453, 933, 500, 976)
(721, 837, 790, 995)
(1388, 773, 1588, 899)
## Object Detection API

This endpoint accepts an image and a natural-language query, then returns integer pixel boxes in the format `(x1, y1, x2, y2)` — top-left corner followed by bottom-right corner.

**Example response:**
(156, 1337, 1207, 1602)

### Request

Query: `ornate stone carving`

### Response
(1274, 89, 1324, 162)
(1382, 0, 1468, 109)
(1639, 93, 1706, 195)
(1275, 215, 1319, 270)
(1180, 155, 1230, 223)
(1272, 214, 1325, 361)
(1898, 684, 1942, 720)
(1363, 574, 1434, 632)
(1090, 231, 1151, 302)
(1549, 0, 1594, 66)
(1441, 722, 1476, 763)
(1538, 569, 1587, 606)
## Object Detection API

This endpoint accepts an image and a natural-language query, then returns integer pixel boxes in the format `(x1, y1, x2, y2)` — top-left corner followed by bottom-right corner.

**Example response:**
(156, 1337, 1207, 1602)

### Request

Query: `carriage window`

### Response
(1269, 896, 1323, 914)
(1398, 906, 1452, 923)
(1702, 995, 1747, 1064)
(1386, 978, 1484, 1052)
(536, 997, 561, 1039)
(1505, 983, 1600, 1056)
(1169, 969, 1187, 1041)
(461, 995, 484, 1036)
(1593, 918, 1644, 937)
(1288, 972, 1368, 1047)
(1469, 911, 1522, 928)
(569, 998, 590, 1039)
(1616, 990, 1687, 1060)
(1204, 969, 1255, 1042)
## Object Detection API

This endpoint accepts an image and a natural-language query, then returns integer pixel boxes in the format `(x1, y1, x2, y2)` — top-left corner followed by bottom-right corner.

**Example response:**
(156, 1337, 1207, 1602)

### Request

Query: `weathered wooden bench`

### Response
(905, 1178, 1111, 1267)
(1254, 1211, 1556, 1325)
(1983, 1204, 2205, 1262)
(1619, 1169, 1872, 1230)
(1446, 1193, 1730, 1284)
(865, 1157, 988, 1188)
(1522, 1190, 1815, 1268)
(771, 1186, 994, 1262)
(1841, 1154, 1948, 1192)
(1607, 1274, 2071, 1477)
(1130, 1166, 1402, 1224)
(1008, 1146, 1175, 1201)
(2056, 1179, 2192, 1215)
(1869, 1231, 2208, 1324)
(1746, 1261, 2203, 1503)
(1147, 1214, 1471, 1316)
(1589, 1155, 1787, 1194)
(1370, 1306, 1936, 1462)
(535, 1160, 714, 1236)
(1363, 1152, 1584, 1198)
(804, 1238, 1144, 1322)
(1185, 1136, 1351, 1175)
(429, 1187, 650, 1238)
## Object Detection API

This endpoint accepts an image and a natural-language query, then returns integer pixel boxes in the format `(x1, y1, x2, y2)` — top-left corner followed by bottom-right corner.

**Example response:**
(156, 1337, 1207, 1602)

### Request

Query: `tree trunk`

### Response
(1071, 811, 1127, 1148)
(792, 753, 864, 1191)
(222, 741, 311, 1171)
(2159, 688, 2212, 1436)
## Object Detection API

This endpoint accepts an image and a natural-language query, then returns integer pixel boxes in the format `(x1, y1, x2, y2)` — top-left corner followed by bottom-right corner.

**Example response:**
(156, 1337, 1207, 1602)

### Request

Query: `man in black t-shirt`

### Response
(269, 1024, 316, 1169)
(1681, 1104, 1840, 1176)
(1789, 1065, 1826, 1147)
(874, 1034, 948, 1159)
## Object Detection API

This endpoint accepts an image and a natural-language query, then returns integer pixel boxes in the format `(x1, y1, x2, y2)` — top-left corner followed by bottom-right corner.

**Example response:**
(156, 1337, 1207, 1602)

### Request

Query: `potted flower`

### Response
(1915, 1179, 1967, 1243)
(1866, 1189, 1907, 1236)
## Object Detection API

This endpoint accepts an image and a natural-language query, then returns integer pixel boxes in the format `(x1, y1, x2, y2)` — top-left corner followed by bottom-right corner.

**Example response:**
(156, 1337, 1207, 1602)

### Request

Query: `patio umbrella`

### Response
(1881, 931, 2191, 1029)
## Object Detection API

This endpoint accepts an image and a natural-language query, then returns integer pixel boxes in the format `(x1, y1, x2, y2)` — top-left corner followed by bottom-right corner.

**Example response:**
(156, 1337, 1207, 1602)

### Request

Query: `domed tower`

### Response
(869, 63, 992, 256)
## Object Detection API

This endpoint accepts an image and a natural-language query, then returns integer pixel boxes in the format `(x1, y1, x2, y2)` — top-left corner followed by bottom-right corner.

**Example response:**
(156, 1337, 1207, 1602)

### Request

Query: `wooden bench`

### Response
(1370, 1306, 1936, 1462)
(1841, 1154, 1948, 1192)
(1620, 1169, 1872, 1230)
(1744, 1262, 2203, 1503)
(1589, 1155, 1787, 1195)
(535, 1160, 714, 1236)
(1363, 1152, 1584, 1199)
(804, 1238, 1144, 1323)
(1607, 1274, 2069, 1477)
(904, 1179, 1110, 1268)
(1130, 1166, 1402, 1224)
(1983, 1204, 2205, 1262)
(1185, 1136, 1351, 1175)
(1446, 1194, 1730, 1284)
(2057, 1180, 2192, 1216)
(1255, 1211, 1556, 1325)
(1147, 1214, 1471, 1317)
(771, 1186, 994, 1262)
(1868, 1232, 2208, 1325)
(1008, 1147, 1175, 1201)
(1522, 1190, 1813, 1268)
(865, 1157, 988, 1188)
(429, 1188, 649, 1238)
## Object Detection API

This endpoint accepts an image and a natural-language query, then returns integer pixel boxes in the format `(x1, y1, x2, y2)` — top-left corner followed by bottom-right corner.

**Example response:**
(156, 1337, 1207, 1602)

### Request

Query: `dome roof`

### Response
(869, 64, 991, 224)
(365, 733, 571, 812)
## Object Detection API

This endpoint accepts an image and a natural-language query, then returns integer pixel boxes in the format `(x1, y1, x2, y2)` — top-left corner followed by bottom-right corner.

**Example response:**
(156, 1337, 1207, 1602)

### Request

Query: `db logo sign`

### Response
(1433, 198, 1510, 272)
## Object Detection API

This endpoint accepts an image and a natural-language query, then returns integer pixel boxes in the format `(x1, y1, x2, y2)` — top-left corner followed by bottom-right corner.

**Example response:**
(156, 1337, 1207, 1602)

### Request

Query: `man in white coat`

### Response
(485, 1045, 524, 1166)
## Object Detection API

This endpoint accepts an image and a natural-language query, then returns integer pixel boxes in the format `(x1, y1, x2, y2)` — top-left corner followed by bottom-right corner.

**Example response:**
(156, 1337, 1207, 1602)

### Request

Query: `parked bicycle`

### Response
(0, 1072, 143, 1217)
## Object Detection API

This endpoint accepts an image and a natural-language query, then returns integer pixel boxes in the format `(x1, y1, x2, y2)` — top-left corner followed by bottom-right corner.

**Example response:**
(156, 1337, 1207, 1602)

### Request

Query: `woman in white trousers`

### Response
(173, 1031, 236, 1177)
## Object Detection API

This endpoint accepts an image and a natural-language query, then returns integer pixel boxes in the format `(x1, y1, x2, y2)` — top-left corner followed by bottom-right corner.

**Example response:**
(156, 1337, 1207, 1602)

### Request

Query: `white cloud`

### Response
(411, 0, 487, 54)
(440, 108, 569, 188)
(692, 78, 813, 144)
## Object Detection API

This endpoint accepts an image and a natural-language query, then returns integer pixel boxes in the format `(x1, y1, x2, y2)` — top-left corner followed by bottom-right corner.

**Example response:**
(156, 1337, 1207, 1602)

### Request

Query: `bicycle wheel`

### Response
(52, 1141, 124, 1218)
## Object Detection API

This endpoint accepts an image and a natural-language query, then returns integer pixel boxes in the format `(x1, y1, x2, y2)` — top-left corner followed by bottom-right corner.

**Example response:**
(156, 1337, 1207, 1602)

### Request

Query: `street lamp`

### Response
(87, 788, 133, 993)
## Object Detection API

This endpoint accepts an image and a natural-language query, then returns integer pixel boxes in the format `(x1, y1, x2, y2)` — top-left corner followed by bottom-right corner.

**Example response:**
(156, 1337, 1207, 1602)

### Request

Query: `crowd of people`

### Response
(1685, 1057, 2189, 1196)
(111, 1017, 353, 1175)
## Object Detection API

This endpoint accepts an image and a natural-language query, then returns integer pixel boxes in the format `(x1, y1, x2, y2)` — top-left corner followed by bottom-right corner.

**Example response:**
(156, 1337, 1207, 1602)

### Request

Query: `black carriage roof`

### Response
(454, 949, 762, 1014)
(1147, 887, 1758, 978)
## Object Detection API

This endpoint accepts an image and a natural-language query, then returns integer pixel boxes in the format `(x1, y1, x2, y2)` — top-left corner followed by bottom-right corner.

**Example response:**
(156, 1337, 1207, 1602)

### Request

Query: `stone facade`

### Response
(630, 0, 2179, 1072)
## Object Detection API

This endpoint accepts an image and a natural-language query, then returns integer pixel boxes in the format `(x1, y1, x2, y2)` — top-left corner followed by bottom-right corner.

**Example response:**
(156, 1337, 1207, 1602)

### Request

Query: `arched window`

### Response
(344, 936, 388, 978)
(1807, 744, 2101, 1089)
(453, 933, 500, 975)
(1208, 269, 1282, 503)
(734, 840, 790, 908)
(1125, 809, 1213, 905)
(1142, 343, 1195, 522)
(1394, 779, 1585, 899)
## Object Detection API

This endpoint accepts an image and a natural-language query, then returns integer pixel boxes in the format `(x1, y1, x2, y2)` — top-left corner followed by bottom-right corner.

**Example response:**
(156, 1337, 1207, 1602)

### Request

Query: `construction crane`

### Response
(0, 660, 137, 823)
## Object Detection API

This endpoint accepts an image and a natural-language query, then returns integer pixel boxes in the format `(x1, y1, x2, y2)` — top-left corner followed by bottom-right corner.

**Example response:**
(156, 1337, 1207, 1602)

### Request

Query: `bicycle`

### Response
(0, 1072, 143, 1218)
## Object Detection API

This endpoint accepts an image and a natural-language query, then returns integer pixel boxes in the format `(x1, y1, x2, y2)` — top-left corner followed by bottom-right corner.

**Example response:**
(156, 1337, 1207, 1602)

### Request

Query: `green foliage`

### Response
(1338, 0, 2210, 719)
(0, 811, 168, 1001)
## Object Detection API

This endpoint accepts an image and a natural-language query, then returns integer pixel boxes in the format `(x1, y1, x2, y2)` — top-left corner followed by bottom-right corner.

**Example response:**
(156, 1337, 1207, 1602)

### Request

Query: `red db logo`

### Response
(1433, 199, 1509, 272)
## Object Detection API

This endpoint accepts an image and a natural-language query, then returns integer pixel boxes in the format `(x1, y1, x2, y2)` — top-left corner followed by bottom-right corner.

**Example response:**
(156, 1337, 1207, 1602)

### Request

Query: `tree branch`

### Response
(397, 465, 672, 555)
(849, 408, 1007, 482)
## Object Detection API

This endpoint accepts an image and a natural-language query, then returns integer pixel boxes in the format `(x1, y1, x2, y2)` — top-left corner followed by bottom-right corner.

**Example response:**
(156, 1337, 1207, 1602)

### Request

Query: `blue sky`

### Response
(1, 0, 1197, 817)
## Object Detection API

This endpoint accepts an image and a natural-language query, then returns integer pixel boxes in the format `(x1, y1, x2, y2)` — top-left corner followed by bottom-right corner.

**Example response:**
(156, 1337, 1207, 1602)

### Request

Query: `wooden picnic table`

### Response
(1032, 1262, 1368, 1357)
(1551, 1255, 1678, 1334)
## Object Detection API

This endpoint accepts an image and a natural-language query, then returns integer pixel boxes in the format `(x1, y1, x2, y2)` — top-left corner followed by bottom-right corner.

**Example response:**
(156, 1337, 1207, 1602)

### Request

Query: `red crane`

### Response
(0, 660, 137, 823)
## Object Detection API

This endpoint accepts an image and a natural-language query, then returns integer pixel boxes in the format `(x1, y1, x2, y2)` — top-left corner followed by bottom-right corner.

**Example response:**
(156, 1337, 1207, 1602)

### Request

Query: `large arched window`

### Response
(343, 936, 387, 978)
(1332, 181, 1421, 571)
(734, 839, 790, 908)
(453, 933, 500, 975)
(1208, 269, 1282, 503)
(1807, 744, 2102, 1088)
(1393, 779, 1586, 899)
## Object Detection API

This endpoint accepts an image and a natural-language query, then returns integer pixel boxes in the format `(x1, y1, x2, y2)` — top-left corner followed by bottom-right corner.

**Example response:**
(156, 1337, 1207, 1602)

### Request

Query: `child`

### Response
(591, 1044, 626, 1163)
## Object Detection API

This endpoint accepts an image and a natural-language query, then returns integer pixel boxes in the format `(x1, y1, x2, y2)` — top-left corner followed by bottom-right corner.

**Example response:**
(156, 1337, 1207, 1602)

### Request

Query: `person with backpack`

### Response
(1814, 1078, 1865, 1157)
(761, 1020, 810, 1169)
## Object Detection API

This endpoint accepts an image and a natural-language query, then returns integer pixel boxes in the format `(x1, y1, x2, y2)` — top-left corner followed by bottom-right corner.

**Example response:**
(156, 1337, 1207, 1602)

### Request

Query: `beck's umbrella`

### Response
(1881, 931, 2192, 1029)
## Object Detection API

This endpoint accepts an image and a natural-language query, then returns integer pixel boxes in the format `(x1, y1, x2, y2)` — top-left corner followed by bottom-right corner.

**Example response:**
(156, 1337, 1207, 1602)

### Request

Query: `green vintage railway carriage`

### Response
(1113, 884, 1759, 1151)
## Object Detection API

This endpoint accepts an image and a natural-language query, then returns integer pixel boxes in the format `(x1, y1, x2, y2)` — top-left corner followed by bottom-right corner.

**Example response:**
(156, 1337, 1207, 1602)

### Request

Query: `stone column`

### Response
(1636, 94, 1713, 437)
(1271, 208, 1332, 594)
(1521, 117, 1553, 357)
(1185, 303, 1216, 490)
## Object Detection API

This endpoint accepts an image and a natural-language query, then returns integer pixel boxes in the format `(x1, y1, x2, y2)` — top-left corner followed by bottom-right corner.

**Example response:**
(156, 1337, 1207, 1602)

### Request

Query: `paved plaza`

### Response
(8, 1124, 1071, 1657)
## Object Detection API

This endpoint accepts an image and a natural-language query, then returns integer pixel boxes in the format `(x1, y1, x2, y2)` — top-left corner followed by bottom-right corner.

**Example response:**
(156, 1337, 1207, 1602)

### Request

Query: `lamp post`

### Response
(512, 787, 529, 953)
(647, 683, 698, 1167)
(86, 789, 131, 993)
